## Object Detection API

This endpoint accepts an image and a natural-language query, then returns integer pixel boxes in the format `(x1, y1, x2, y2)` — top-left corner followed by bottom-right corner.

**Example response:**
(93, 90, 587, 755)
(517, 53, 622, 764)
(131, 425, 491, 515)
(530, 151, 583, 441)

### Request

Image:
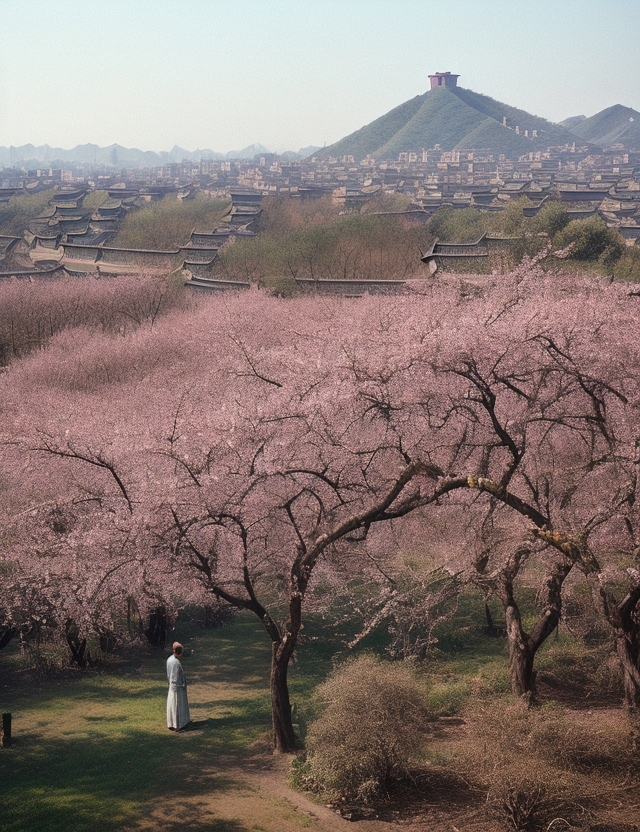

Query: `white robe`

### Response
(166, 653, 191, 730)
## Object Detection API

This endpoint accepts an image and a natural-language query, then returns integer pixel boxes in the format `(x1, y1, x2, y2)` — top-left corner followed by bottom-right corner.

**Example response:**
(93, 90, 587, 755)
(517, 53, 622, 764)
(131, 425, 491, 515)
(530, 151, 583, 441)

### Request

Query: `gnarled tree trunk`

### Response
(269, 581, 303, 753)
(616, 632, 640, 710)
(602, 583, 640, 711)
(504, 605, 537, 699)
(580, 552, 640, 711)
(494, 551, 573, 700)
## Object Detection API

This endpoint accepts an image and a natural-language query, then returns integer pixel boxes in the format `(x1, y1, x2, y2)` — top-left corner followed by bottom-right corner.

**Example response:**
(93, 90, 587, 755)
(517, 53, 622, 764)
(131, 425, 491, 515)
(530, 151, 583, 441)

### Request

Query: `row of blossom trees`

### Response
(1, 267, 639, 751)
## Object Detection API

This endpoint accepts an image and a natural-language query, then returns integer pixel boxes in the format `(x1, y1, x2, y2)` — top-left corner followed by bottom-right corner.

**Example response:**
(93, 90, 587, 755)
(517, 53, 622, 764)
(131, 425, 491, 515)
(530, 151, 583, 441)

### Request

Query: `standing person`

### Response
(166, 641, 191, 731)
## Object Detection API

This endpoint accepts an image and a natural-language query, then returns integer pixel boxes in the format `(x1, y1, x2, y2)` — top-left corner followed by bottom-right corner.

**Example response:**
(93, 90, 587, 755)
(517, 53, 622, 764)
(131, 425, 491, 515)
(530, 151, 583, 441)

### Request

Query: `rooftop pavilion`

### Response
(429, 71, 460, 90)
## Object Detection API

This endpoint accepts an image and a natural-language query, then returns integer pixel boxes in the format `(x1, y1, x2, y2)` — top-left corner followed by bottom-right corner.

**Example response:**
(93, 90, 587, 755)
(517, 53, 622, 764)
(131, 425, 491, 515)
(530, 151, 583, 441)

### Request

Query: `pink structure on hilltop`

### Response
(429, 72, 460, 90)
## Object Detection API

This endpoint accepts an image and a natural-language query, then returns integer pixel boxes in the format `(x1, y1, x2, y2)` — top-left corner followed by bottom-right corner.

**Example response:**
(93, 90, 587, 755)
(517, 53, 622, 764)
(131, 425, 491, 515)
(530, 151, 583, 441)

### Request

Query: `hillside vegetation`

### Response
(216, 195, 639, 286)
(217, 195, 432, 286)
(570, 103, 640, 149)
(111, 195, 230, 249)
(317, 86, 583, 161)
(0, 191, 53, 236)
(315, 93, 428, 161)
(374, 89, 487, 158)
(452, 87, 576, 148)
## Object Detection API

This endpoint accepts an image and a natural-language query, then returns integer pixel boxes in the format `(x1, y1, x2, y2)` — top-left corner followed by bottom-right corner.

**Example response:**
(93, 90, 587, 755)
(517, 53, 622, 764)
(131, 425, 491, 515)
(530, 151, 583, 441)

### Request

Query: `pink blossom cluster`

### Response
(1, 266, 639, 744)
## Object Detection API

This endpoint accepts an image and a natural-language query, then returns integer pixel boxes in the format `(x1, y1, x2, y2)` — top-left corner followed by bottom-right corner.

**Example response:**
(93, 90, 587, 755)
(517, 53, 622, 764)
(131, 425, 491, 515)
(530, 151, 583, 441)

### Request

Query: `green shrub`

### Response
(493, 196, 529, 236)
(262, 274, 298, 297)
(613, 246, 640, 283)
(553, 216, 625, 266)
(82, 190, 109, 211)
(469, 661, 512, 698)
(427, 205, 489, 243)
(0, 191, 53, 236)
(112, 195, 230, 249)
(220, 212, 431, 282)
(304, 654, 431, 803)
(530, 201, 570, 237)
(425, 680, 470, 716)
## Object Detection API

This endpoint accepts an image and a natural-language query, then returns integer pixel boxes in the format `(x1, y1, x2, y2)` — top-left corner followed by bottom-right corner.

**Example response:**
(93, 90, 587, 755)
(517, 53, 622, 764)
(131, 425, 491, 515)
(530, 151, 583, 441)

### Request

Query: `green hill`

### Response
(569, 104, 640, 150)
(374, 88, 486, 158)
(317, 83, 590, 161)
(451, 87, 575, 148)
(454, 117, 528, 157)
(559, 115, 587, 130)
(320, 94, 427, 161)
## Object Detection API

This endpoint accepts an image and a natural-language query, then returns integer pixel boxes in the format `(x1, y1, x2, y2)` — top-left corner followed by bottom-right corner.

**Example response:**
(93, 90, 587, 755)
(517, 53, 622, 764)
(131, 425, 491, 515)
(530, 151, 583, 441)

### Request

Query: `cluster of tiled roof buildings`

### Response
(3, 140, 639, 208)
(0, 184, 261, 281)
(1, 140, 639, 285)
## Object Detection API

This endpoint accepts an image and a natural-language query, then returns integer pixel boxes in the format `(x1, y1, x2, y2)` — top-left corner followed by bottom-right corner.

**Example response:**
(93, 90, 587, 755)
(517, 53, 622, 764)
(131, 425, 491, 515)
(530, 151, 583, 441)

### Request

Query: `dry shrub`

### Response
(458, 699, 639, 830)
(0, 274, 188, 366)
(536, 642, 624, 705)
(304, 654, 431, 804)
(501, 780, 547, 831)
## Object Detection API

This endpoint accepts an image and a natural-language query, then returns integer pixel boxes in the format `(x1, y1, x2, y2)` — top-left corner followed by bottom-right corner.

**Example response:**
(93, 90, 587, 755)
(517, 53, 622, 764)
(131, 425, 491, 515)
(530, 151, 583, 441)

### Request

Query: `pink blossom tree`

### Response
(2, 271, 640, 749)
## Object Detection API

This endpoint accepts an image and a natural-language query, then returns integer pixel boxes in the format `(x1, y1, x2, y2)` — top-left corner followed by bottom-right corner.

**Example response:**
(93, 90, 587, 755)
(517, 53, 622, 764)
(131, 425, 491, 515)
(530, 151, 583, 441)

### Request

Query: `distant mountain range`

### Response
(316, 82, 640, 161)
(559, 115, 587, 130)
(0, 142, 323, 168)
(3, 81, 639, 169)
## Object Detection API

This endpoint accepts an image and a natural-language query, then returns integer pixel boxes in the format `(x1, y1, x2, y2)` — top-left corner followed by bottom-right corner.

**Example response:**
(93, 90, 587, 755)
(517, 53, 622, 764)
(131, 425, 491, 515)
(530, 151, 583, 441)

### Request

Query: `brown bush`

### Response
(0, 274, 188, 366)
(457, 699, 639, 830)
(303, 654, 431, 803)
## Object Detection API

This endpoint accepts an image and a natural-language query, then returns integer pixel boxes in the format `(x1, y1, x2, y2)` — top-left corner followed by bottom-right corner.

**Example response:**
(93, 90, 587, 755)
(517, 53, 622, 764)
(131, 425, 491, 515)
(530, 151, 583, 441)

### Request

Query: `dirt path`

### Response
(132, 738, 395, 832)
(233, 746, 394, 832)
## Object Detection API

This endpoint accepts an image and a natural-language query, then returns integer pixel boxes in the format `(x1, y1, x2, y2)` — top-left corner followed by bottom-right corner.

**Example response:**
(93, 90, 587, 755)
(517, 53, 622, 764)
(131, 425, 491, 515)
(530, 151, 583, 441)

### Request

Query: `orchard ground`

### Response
(0, 614, 358, 832)
(2, 267, 640, 830)
(1, 606, 637, 832)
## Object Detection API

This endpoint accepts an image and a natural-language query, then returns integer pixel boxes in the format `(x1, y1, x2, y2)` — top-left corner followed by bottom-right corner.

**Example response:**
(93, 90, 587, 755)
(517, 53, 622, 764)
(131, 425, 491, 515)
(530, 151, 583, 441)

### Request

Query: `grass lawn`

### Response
(3, 595, 631, 832)
(0, 614, 317, 832)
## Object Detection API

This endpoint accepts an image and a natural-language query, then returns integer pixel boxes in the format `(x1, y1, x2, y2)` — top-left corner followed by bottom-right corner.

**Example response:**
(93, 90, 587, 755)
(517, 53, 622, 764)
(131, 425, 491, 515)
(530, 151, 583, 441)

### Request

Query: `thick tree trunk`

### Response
(65, 619, 89, 668)
(505, 606, 536, 699)
(586, 573, 640, 711)
(0, 627, 16, 651)
(497, 555, 572, 701)
(144, 606, 168, 647)
(485, 602, 499, 637)
(616, 634, 640, 710)
(270, 641, 297, 753)
(270, 588, 302, 753)
(1, 712, 11, 747)
(204, 573, 301, 752)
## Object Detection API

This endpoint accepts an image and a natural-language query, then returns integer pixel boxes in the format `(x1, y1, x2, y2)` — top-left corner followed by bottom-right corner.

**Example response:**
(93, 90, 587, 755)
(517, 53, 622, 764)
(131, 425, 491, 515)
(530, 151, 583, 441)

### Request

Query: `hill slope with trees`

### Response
(569, 103, 640, 149)
(317, 85, 585, 161)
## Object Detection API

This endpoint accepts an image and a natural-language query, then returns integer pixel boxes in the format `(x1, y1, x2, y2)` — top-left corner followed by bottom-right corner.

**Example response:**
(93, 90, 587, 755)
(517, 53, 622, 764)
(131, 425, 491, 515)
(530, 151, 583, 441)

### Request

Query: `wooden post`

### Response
(1, 713, 11, 747)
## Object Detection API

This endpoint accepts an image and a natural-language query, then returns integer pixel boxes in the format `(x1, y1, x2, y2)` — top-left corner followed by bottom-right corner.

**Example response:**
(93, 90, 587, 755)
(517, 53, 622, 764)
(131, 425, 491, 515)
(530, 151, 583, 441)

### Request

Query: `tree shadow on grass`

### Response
(0, 614, 318, 831)
(1, 727, 250, 832)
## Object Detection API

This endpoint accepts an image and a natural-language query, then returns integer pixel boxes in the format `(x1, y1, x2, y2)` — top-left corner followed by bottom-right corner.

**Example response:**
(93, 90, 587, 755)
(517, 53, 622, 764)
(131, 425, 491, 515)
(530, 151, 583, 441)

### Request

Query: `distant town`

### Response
(2, 139, 638, 211)
(2, 72, 639, 283)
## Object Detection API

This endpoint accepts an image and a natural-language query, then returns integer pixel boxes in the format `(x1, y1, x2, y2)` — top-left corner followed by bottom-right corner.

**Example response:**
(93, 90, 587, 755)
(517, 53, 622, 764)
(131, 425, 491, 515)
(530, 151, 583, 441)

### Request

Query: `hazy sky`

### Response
(2, 0, 639, 154)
